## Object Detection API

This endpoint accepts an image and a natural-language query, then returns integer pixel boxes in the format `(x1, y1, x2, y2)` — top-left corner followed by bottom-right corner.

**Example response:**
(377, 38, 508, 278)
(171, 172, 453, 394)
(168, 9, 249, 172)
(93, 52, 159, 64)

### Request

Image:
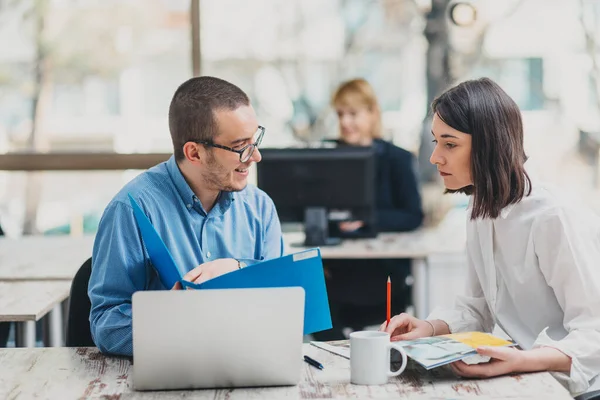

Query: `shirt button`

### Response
(186, 204, 191, 209)
(207, 251, 211, 258)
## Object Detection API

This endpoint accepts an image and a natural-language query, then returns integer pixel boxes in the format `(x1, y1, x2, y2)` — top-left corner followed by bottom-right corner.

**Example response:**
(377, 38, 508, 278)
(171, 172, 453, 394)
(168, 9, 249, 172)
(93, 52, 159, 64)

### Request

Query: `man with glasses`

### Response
(89, 76, 283, 356)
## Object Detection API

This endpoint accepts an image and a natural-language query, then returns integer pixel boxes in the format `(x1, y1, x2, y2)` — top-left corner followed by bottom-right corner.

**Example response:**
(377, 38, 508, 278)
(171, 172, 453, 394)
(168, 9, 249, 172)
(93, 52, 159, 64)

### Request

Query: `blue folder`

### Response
(128, 194, 332, 335)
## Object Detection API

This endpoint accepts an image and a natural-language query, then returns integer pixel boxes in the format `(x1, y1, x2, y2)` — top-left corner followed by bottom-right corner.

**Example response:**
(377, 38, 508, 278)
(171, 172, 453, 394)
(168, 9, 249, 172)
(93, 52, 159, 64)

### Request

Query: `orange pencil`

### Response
(386, 276, 391, 327)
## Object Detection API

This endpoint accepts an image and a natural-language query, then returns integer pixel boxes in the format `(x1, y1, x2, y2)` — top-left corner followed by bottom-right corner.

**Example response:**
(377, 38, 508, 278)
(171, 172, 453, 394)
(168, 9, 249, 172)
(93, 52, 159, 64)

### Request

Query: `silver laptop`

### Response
(132, 287, 305, 391)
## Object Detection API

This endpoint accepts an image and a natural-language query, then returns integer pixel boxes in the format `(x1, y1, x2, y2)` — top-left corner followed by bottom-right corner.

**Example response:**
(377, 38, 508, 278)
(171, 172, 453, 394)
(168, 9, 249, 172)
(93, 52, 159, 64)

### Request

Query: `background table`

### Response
(283, 208, 467, 318)
(0, 281, 71, 347)
(0, 235, 94, 281)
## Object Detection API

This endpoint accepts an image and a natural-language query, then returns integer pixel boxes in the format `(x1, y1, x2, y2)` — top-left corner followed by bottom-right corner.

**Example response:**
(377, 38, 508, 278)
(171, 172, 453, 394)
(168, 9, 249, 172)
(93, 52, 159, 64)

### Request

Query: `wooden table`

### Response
(0, 281, 71, 347)
(0, 344, 571, 399)
(283, 208, 467, 318)
(0, 235, 94, 281)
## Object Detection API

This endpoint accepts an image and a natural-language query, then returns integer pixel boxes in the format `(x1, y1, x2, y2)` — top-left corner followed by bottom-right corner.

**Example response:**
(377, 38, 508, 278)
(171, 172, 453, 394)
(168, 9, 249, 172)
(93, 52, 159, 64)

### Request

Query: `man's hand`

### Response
(171, 258, 239, 289)
(339, 221, 365, 232)
(450, 346, 526, 378)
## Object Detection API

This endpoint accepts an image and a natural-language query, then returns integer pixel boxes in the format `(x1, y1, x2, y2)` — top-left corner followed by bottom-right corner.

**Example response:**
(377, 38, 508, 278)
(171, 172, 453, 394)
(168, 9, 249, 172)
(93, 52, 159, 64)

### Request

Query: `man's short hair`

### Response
(168, 76, 250, 161)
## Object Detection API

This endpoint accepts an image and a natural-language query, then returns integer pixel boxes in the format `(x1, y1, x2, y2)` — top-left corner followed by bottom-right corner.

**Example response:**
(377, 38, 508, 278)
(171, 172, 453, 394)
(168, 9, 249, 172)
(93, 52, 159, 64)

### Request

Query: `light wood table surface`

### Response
(0, 343, 572, 399)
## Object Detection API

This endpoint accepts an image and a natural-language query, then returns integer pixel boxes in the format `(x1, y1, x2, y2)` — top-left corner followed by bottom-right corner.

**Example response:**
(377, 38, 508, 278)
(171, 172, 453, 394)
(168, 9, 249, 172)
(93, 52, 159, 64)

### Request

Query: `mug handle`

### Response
(387, 342, 408, 377)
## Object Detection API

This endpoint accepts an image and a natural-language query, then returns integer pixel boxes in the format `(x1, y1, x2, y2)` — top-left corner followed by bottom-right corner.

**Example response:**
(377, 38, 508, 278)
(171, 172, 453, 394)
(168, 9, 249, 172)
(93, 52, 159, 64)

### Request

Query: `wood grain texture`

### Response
(0, 344, 572, 399)
(284, 208, 467, 259)
(0, 235, 94, 280)
(0, 281, 71, 321)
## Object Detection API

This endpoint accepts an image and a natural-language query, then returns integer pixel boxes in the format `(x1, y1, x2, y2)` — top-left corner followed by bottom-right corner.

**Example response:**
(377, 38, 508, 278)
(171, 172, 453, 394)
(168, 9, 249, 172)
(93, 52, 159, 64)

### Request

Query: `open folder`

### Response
(128, 194, 332, 335)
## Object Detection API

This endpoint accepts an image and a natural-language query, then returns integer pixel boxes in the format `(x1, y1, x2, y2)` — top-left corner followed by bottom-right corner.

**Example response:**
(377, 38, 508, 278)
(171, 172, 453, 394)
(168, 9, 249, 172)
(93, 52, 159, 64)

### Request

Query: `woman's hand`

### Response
(451, 346, 572, 378)
(450, 346, 526, 378)
(339, 221, 365, 232)
(379, 313, 434, 341)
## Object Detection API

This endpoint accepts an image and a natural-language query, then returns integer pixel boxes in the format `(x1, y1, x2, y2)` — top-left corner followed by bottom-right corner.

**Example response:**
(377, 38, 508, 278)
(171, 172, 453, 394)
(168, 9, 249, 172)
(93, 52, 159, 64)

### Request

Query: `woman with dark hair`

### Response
(382, 78, 600, 396)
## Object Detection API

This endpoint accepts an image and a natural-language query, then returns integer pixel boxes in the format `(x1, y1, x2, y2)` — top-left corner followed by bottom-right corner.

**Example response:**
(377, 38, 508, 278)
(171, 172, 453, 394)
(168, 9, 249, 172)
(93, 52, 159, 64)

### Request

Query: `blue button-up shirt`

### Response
(89, 156, 284, 356)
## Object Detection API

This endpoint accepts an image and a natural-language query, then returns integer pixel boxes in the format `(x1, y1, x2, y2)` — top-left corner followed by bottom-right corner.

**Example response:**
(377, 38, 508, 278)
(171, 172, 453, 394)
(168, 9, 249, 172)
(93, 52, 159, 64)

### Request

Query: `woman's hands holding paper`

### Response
(172, 258, 239, 289)
(449, 346, 526, 378)
(450, 346, 572, 378)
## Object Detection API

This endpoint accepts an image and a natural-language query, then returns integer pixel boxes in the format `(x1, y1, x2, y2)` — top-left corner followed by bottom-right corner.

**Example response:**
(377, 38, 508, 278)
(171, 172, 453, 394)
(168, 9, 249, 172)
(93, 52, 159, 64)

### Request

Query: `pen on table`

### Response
(386, 276, 391, 328)
(304, 355, 324, 370)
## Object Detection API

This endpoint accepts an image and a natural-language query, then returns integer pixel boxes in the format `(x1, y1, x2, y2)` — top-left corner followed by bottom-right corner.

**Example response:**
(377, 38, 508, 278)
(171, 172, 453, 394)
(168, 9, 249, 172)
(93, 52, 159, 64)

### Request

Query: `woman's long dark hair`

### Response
(432, 78, 531, 219)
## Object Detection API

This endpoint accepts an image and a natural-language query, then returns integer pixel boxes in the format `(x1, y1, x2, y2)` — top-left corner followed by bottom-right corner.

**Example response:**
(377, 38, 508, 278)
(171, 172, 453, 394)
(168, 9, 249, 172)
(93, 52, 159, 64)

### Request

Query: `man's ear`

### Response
(182, 142, 203, 165)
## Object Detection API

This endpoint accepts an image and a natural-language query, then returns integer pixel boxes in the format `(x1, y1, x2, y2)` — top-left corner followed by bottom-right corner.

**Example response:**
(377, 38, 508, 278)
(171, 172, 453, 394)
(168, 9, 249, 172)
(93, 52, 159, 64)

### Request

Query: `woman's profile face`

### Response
(335, 103, 374, 146)
(430, 113, 473, 190)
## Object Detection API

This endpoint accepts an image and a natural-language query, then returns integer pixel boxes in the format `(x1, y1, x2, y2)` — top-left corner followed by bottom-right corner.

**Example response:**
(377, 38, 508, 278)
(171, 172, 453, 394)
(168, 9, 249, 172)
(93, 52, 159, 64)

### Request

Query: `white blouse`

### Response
(428, 183, 600, 395)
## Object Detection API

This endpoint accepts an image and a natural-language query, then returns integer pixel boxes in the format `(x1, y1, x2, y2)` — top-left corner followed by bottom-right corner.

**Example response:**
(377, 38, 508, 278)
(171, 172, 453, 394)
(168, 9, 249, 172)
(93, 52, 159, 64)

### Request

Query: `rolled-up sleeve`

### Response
(532, 211, 600, 395)
(427, 249, 495, 334)
(89, 201, 149, 356)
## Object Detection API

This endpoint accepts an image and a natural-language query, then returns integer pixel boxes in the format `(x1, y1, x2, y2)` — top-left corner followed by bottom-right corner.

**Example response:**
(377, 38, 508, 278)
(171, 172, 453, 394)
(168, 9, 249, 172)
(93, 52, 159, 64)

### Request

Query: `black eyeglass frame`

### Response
(194, 126, 265, 162)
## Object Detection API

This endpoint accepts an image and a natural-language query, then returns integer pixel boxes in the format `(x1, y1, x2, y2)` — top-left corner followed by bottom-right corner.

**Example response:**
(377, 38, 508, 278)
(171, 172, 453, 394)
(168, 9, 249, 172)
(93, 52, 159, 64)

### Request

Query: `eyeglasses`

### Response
(195, 126, 265, 163)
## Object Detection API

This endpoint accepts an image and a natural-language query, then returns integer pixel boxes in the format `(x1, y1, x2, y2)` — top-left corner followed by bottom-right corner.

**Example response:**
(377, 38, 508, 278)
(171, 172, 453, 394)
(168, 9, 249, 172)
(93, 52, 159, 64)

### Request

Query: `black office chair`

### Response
(66, 257, 95, 347)
(0, 324, 9, 347)
(575, 391, 600, 400)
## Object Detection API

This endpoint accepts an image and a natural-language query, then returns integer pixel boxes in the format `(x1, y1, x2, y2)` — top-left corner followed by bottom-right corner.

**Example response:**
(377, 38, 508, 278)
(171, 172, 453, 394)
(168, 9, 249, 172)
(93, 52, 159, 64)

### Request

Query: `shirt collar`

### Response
(499, 203, 516, 219)
(166, 156, 196, 207)
(210, 191, 235, 215)
(500, 168, 534, 219)
(466, 195, 519, 220)
(465, 190, 518, 220)
(166, 155, 235, 215)
(373, 139, 385, 155)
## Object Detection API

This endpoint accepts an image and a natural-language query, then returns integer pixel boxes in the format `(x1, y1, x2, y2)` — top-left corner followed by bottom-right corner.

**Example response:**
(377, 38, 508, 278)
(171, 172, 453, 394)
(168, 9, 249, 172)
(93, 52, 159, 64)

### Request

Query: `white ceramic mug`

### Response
(349, 331, 408, 385)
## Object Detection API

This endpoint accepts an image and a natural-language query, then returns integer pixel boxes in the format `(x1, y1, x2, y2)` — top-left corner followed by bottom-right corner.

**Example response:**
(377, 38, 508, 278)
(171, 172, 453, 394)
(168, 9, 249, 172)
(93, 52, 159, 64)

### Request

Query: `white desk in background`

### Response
(0, 344, 571, 399)
(0, 281, 71, 347)
(0, 235, 94, 281)
(0, 235, 94, 348)
(283, 208, 467, 319)
(0, 211, 466, 328)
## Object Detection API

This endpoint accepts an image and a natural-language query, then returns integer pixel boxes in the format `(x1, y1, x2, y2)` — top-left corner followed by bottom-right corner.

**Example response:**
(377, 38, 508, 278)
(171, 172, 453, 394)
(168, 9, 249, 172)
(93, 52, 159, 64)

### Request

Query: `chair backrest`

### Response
(66, 257, 95, 347)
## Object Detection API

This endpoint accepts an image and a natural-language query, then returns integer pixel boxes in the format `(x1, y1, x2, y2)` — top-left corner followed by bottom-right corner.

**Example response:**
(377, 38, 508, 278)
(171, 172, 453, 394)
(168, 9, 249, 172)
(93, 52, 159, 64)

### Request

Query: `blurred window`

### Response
(471, 57, 545, 111)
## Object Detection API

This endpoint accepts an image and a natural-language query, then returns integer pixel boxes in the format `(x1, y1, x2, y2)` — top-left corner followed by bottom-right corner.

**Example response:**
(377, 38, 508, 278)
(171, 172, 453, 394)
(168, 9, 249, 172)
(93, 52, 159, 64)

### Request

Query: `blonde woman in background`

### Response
(313, 78, 424, 341)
